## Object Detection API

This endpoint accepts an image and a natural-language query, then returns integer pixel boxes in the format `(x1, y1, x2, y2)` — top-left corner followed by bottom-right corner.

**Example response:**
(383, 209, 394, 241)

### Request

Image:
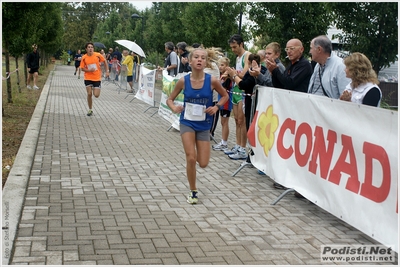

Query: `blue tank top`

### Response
(180, 73, 213, 131)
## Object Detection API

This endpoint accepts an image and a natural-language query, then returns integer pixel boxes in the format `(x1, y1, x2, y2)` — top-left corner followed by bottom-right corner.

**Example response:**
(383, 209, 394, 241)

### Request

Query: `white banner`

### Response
(248, 86, 398, 252)
(157, 71, 188, 130)
(135, 65, 156, 106)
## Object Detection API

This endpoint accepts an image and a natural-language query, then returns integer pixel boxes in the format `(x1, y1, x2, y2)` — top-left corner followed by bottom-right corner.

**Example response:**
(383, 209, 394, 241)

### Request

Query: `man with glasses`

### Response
(80, 42, 109, 116)
(307, 35, 350, 98)
(265, 39, 312, 198)
(266, 38, 312, 93)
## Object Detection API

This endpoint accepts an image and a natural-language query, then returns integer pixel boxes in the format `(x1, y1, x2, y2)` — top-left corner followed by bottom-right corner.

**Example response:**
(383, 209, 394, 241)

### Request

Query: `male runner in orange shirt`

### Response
(80, 42, 109, 116)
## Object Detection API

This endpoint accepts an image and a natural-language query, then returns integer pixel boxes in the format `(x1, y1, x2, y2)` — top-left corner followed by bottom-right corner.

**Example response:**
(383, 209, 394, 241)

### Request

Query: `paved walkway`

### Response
(2, 64, 397, 265)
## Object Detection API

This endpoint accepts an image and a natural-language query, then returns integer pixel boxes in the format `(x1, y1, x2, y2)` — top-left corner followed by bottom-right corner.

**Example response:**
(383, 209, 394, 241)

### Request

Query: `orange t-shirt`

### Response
(80, 52, 105, 81)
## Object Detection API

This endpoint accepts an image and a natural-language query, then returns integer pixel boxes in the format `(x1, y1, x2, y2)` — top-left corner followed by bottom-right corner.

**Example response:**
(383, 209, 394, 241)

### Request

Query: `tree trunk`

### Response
(15, 56, 21, 93)
(5, 40, 13, 104)
(24, 53, 28, 86)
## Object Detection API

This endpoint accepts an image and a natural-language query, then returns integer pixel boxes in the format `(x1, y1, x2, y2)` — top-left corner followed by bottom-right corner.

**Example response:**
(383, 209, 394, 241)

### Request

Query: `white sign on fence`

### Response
(249, 86, 398, 252)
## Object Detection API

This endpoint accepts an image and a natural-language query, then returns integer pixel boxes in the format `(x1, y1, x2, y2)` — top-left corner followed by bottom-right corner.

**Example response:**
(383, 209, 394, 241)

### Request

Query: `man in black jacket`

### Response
(177, 42, 190, 73)
(266, 39, 312, 197)
(266, 38, 312, 93)
(26, 44, 40, 90)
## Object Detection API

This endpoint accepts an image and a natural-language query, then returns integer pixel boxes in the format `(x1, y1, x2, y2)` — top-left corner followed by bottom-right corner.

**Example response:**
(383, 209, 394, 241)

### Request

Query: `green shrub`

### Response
(60, 50, 71, 65)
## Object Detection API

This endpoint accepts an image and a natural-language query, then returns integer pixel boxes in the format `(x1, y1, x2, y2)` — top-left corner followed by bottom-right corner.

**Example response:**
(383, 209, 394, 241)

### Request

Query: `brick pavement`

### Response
(3, 65, 398, 265)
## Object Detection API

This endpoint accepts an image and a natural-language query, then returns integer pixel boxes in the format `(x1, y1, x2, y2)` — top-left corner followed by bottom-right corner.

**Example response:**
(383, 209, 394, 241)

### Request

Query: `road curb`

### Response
(2, 67, 54, 265)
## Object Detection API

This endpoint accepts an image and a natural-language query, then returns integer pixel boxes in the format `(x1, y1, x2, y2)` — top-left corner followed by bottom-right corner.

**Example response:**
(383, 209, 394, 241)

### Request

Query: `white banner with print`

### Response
(248, 86, 398, 252)
(157, 70, 187, 130)
(135, 65, 156, 106)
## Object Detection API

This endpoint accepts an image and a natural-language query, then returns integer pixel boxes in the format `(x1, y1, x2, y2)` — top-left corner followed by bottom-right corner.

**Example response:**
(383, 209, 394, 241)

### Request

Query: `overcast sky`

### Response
(130, 1, 153, 11)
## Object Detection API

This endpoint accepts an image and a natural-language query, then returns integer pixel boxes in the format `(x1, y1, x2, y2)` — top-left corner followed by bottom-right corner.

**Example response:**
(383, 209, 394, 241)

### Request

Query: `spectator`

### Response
(227, 53, 259, 135)
(106, 48, 113, 79)
(74, 49, 82, 79)
(340, 52, 382, 107)
(80, 42, 109, 116)
(192, 43, 201, 48)
(122, 50, 134, 93)
(223, 34, 251, 160)
(250, 42, 285, 87)
(257, 49, 266, 67)
(26, 44, 40, 90)
(177, 42, 190, 73)
(99, 49, 107, 77)
(158, 42, 178, 77)
(308, 35, 350, 98)
(166, 48, 228, 204)
(110, 55, 121, 81)
(266, 38, 312, 196)
(266, 38, 313, 93)
(112, 46, 122, 62)
(249, 42, 286, 183)
(212, 57, 233, 151)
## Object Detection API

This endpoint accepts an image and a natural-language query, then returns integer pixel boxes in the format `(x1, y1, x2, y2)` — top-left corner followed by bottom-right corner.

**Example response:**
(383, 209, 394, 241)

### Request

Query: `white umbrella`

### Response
(115, 39, 146, 58)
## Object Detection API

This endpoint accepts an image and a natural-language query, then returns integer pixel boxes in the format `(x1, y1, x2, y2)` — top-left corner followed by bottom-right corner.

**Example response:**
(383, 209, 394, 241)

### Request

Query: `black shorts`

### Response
(220, 109, 231, 118)
(84, 80, 101, 88)
(29, 68, 39, 74)
(127, 75, 133, 82)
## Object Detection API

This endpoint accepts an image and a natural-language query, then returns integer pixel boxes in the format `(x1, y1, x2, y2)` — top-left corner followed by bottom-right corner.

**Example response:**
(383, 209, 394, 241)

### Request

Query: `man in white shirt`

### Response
(308, 35, 351, 98)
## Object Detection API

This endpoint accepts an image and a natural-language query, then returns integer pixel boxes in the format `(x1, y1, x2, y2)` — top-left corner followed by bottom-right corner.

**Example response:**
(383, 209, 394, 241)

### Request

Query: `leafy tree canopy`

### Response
(329, 2, 398, 74)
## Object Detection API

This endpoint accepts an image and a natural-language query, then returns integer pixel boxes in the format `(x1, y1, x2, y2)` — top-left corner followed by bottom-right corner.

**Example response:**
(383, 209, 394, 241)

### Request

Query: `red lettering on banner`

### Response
(294, 123, 313, 167)
(247, 111, 258, 147)
(308, 127, 337, 179)
(276, 118, 295, 159)
(275, 118, 393, 203)
(328, 135, 360, 193)
(359, 142, 391, 203)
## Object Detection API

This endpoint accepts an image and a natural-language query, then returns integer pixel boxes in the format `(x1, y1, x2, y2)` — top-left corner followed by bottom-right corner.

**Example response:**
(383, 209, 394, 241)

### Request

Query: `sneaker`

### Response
(127, 89, 134, 93)
(78, 76, 80, 79)
(87, 110, 93, 116)
(74, 72, 76, 75)
(228, 148, 247, 160)
(187, 190, 198, 204)
(224, 144, 240, 155)
(33, 85, 39, 90)
(212, 142, 228, 151)
(27, 85, 32, 90)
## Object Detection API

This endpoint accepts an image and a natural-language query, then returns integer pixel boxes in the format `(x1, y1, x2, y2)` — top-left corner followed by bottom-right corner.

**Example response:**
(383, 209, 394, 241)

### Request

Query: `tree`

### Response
(142, 2, 245, 63)
(60, 2, 249, 67)
(2, 3, 63, 104)
(65, 3, 143, 53)
(248, 3, 333, 58)
(329, 2, 398, 74)
(180, 2, 244, 49)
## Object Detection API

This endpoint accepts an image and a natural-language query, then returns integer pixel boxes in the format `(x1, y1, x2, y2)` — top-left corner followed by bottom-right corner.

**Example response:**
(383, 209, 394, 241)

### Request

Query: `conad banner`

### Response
(135, 65, 156, 106)
(157, 71, 187, 130)
(248, 86, 398, 252)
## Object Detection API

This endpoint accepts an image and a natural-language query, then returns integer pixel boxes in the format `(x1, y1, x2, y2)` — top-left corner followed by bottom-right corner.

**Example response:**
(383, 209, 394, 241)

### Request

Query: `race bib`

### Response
(184, 102, 206, 121)
(88, 64, 97, 71)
